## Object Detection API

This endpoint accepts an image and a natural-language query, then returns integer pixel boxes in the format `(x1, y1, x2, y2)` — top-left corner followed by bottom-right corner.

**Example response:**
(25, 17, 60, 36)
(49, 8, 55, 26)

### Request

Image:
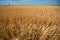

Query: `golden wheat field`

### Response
(0, 6, 60, 40)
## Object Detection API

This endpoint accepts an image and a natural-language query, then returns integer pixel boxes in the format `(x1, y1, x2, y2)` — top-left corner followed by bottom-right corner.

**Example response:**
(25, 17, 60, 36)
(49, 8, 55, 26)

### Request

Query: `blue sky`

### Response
(0, 0, 60, 6)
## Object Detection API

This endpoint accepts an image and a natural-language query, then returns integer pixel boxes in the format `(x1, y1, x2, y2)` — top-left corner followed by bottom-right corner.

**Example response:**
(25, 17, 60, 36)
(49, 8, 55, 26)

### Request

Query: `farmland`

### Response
(0, 6, 60, 40)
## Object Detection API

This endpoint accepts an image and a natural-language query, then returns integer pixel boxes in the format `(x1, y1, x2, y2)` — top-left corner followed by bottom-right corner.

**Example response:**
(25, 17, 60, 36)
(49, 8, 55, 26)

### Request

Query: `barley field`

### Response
(0, 6, 60, 40)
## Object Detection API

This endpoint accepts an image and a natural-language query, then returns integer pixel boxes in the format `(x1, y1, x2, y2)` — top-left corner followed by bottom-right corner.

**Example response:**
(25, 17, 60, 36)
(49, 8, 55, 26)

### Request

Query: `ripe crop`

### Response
(0, 6, 60, 40)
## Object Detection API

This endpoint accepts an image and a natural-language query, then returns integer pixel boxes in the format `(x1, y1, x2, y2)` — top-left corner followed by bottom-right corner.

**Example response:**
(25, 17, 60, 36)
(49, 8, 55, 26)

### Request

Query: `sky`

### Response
(0, 0, 60, 6)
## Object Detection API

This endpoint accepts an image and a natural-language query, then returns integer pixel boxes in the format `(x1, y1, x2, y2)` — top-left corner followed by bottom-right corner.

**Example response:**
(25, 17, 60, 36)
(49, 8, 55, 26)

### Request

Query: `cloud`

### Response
(0, 0, 34, 1)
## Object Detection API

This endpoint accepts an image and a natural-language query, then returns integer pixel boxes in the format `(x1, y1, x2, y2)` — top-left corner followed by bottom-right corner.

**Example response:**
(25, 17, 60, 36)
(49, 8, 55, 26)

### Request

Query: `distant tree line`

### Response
(4, 3, 14, 6)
